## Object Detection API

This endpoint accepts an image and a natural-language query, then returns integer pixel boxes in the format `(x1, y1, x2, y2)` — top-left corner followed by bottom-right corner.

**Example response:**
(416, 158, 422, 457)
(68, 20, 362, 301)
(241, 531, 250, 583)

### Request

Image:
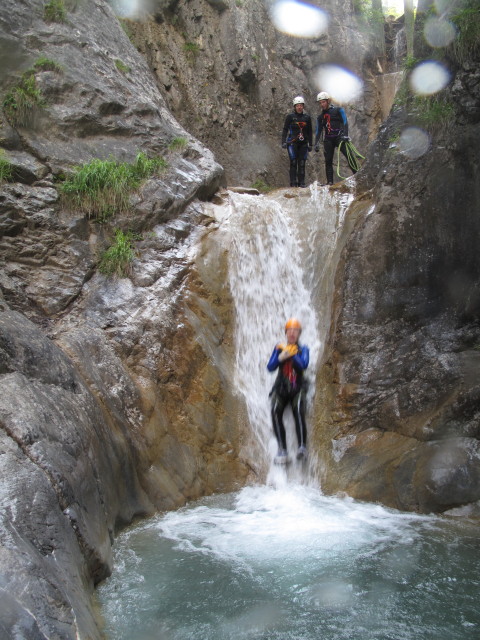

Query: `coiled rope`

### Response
(337, 140, 365, 179)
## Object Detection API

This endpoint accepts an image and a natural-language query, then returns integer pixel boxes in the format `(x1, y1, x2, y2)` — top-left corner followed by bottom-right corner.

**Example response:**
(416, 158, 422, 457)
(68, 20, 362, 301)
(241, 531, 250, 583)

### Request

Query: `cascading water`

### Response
(97, 187, 480, 640)
(210, 186, 353, 482)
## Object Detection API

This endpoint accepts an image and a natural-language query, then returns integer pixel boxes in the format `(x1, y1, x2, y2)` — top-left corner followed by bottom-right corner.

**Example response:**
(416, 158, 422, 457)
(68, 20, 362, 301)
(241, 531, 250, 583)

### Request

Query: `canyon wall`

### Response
(313, 56, 480, 514)
(126, 0, 392, 187)
(1, 0, 479, 638)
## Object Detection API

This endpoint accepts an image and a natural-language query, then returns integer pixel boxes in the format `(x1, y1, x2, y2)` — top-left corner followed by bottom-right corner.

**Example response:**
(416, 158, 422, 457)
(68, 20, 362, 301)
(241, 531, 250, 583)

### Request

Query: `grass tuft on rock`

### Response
(59, 152, 168, 220)
(449, 0, 480, 64)
(0, 150, 13, 183)
(98, 229, 136, 277)
(168, 136, 188, 151)
(2, 72, 45, 127)
(33, 57, 63, 73)
(44, 0, 67, 23)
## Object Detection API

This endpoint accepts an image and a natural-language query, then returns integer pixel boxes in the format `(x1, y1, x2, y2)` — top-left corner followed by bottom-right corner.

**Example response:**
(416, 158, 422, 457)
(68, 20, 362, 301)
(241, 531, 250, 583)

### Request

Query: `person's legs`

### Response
(323, 138, 335, 184)
(287, 145, 298, 186)
(291, 390, 307, 451)
(297, 144, 308, 187)
(271, 391, 288, 451)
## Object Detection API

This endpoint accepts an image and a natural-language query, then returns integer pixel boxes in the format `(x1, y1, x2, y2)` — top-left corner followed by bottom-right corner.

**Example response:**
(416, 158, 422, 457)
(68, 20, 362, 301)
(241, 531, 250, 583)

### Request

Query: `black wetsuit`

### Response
(267, 343, 309, 451)
(282, 111, 313, 187)
(315, 105, 357, 184)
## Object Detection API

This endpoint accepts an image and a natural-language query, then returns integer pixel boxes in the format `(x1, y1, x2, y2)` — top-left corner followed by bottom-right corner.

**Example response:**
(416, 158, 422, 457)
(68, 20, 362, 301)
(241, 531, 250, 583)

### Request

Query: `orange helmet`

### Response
(285, 317, 302, 331)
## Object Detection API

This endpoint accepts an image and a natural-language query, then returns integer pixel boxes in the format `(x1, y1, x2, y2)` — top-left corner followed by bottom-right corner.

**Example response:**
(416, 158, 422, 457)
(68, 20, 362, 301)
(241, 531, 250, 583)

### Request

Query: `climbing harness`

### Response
(336, 139, 365, 178)
(289, 120, 307, 143)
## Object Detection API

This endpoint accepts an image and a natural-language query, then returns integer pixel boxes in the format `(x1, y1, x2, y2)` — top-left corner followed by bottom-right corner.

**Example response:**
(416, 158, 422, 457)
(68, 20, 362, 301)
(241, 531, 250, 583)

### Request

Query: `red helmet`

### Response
(285, 318, 302, 331)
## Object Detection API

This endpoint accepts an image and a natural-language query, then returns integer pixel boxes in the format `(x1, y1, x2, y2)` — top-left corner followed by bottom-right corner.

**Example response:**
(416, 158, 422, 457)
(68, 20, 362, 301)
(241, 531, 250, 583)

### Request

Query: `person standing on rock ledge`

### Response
(267, 318, 309, 465)
(314, 91, 358, 185)
(281, 96, 313, 188)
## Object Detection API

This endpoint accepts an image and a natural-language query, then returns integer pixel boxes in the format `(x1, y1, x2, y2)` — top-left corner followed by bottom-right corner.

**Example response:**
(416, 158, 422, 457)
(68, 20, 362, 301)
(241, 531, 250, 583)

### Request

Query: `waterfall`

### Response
(98, 184, 480, 640)
(207, 184, 354, 483)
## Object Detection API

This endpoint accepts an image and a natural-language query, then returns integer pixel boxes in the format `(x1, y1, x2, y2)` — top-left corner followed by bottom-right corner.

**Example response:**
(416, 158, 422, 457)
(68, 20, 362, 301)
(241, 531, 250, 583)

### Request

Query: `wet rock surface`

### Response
(0, 0, 235, 637)
(0, 0, 479, 637)
(314, 59, 480, 512)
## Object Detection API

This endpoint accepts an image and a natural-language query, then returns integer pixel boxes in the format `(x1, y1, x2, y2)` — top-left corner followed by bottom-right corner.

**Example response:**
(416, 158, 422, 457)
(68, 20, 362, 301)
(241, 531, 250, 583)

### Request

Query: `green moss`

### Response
(388, 131, 400, 144)
(115, 59, 130, 74)
(251, 178, 273, 193)
(98, 229, 136, 277)
(403, 55, 419, 71)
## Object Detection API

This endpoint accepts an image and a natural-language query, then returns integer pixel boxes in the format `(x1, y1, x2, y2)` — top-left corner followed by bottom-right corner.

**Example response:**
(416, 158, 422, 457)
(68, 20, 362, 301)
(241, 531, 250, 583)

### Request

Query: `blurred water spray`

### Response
(409, 60, 450, 96)
(270, 0, 329, 38)
(399, 126, 430, 159)
(424, 16, 457, 48)
(314, 64, 363, 103)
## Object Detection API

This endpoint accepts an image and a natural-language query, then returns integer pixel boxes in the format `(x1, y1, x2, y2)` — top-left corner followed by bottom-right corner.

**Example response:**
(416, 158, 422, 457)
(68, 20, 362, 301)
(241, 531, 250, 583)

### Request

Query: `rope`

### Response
(336, 140, 365, 179)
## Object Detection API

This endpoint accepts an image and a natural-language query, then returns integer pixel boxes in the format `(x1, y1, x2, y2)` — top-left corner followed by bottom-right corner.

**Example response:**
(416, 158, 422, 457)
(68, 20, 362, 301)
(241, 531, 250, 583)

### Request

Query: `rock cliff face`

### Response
(0, 0, 251, 637)
(126, 0, 391, 187)
(313, 60, 480, 513)
(1, 0, 479, 637)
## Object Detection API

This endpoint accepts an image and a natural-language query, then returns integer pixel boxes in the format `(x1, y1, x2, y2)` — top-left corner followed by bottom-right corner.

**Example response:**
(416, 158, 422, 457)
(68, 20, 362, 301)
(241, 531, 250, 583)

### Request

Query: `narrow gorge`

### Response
(0, 0, 479, 637)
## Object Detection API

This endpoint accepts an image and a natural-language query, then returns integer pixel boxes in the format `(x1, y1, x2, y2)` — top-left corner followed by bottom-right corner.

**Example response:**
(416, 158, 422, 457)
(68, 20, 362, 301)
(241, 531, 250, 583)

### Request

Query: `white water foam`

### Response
(97, 484, 480, 640)
(208, 186, 352, 483)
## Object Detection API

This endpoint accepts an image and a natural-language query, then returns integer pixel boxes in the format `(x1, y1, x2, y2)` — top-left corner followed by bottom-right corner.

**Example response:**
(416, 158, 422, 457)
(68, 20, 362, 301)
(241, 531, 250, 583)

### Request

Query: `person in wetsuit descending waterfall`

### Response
(314, 91, 357, 185)
(282, 96, 313, 188)
(267, 318, 309, 464)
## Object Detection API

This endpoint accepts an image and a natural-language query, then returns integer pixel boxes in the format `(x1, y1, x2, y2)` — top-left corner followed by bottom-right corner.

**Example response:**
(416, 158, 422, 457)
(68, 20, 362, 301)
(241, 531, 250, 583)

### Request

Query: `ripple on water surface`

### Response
(97, 484, 480, 640)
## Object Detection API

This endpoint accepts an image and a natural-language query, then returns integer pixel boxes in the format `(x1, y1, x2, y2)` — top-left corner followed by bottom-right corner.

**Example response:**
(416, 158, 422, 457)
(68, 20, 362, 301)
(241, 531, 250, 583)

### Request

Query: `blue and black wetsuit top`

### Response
(315, 105, 348, 143)
(267, 343, 310, 397)
(282, 112, 313, 146)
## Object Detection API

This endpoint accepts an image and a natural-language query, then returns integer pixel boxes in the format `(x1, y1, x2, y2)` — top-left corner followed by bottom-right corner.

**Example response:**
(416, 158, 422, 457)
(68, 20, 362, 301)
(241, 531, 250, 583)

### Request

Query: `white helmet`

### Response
(317, 91, 330, 101)
(293, 96, 305, 105)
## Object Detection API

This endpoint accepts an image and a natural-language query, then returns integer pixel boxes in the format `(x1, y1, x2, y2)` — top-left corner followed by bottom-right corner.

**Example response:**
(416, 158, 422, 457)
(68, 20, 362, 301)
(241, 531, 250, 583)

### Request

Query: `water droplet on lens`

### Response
(424, 16, 456, 48)
(314, 65, 363, 103)
(399, 127, 430, 159)
(270, 0, 329, 38)
(409, 61, 450, 95)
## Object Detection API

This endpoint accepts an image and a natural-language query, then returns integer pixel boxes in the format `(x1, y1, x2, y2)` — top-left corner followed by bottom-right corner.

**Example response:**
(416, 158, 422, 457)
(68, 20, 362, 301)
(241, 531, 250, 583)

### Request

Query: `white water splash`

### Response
(208, 185, 353, 483)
